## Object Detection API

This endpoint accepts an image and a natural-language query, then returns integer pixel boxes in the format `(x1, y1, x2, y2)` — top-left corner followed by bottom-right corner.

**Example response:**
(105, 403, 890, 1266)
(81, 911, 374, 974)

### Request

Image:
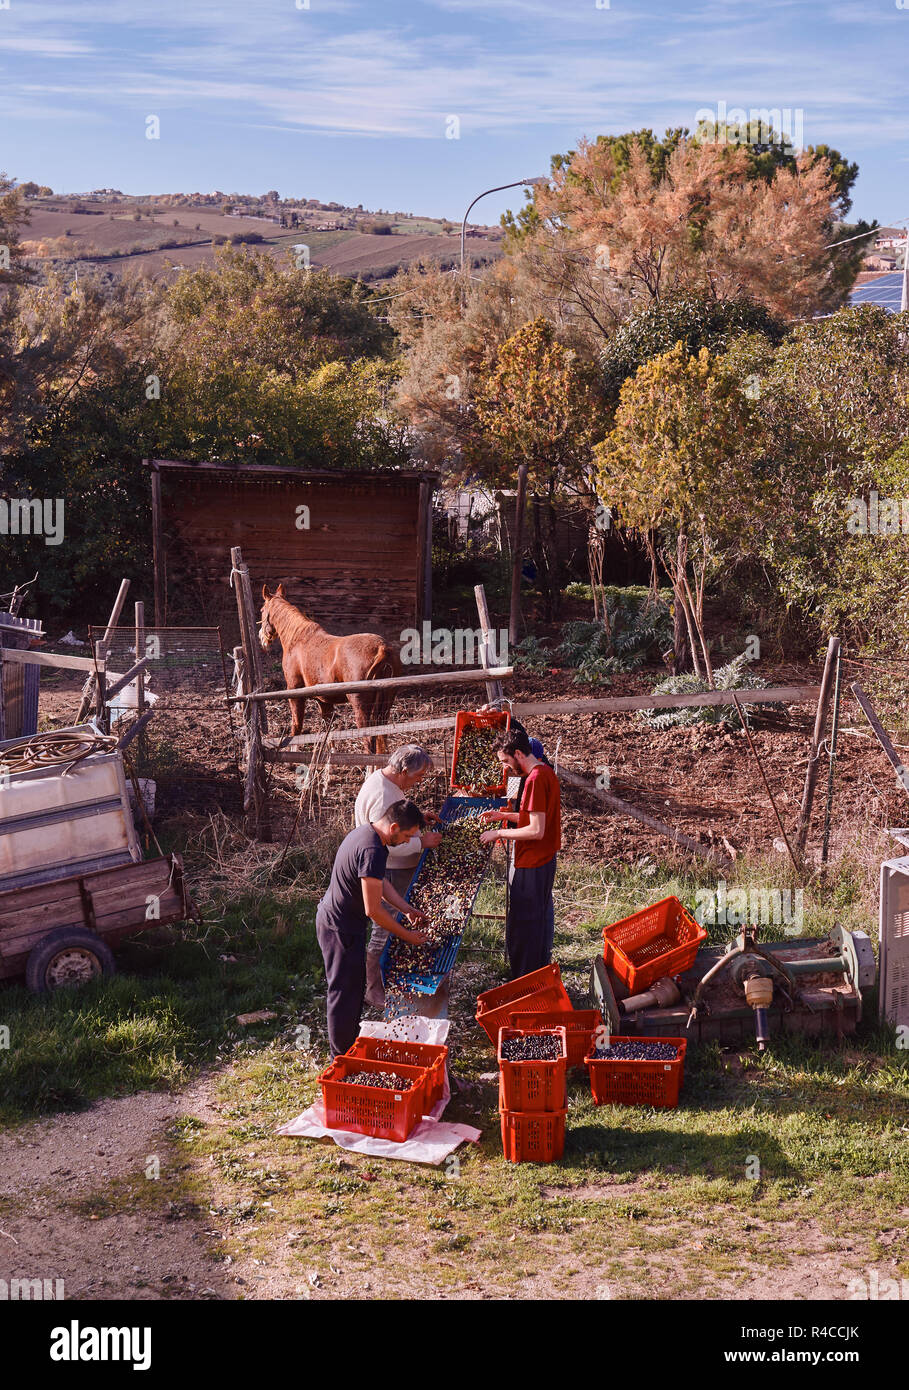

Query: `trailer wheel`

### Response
(25, 929, 117, 993)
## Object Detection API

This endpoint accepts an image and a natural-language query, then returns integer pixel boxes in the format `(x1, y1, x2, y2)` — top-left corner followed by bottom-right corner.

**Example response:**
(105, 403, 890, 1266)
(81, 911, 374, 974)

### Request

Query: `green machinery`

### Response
(590, 925, 877, 1049)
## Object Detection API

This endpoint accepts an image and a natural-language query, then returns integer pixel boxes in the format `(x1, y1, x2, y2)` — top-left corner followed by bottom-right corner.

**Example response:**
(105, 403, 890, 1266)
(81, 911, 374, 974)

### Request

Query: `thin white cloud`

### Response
(0, 37, 94, 56)
(0, 0, 905, 160)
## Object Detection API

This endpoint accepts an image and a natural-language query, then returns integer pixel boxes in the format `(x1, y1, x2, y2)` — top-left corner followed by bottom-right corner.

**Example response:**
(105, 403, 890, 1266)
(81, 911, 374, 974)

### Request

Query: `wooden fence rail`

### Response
(262, 685, 820, 753)
(228, 665, 514, 706)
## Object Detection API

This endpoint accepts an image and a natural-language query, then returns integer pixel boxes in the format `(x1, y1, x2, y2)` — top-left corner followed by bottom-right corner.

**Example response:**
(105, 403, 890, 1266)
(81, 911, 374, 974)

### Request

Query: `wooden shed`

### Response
(146, 460, 437, 638)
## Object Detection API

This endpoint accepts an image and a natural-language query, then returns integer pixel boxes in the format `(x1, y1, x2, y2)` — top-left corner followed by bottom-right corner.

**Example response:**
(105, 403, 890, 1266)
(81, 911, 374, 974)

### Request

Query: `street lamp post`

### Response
(457, 175, 546, 643)
(459, 176, 547, 274)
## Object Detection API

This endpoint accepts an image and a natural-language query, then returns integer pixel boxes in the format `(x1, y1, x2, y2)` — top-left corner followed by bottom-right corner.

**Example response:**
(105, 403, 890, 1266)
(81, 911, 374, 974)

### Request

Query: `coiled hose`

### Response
(0, 729, 118, 777)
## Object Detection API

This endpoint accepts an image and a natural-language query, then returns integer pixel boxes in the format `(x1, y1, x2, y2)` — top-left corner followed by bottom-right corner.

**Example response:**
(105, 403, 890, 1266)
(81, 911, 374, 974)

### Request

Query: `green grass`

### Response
(1, 843, 907, 1295)
(0, 892, 322, 1123)
(0, 850, 886, 1124)
(179, 1015, 909, 1298)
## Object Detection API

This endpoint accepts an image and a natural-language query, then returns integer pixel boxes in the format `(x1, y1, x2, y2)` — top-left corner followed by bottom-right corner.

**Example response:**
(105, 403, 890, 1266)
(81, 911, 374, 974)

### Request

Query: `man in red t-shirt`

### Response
(479, 728, 561, 979)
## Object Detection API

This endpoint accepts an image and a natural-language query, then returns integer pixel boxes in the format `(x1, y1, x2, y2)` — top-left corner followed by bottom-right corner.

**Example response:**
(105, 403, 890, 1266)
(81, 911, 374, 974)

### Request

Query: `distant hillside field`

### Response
(312, 230, 489, 277)
(18, 197, 501, 282)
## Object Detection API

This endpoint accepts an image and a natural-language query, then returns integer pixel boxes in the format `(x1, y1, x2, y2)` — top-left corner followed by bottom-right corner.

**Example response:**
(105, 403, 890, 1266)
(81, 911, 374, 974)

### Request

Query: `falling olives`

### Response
(385, 809, 492, 991)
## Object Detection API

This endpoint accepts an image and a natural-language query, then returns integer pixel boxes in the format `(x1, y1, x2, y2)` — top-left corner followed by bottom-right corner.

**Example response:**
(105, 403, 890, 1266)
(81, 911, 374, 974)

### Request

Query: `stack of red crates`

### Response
(497, 1024, 568, 1163)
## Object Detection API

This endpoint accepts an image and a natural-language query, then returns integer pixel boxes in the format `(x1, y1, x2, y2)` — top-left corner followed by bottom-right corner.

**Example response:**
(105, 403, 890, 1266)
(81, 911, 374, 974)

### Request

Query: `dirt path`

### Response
(0, 1077, 235, 1301)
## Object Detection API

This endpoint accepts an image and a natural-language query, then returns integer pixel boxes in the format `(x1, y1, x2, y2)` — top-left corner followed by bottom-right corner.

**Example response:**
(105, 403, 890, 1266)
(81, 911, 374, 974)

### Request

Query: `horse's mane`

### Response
(270, 594, 321, 647)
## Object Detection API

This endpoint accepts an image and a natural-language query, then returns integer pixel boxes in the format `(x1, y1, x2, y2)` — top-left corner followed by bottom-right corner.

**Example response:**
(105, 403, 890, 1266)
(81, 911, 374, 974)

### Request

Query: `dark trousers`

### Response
(316, 919, 366, 1058)
(506, 855, 557, 980)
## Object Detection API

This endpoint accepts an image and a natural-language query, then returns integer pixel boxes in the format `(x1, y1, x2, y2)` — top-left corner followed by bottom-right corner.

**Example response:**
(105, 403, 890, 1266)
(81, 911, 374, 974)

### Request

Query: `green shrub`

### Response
(639, 651, 770, 729)
(514, 634, 553, 673)
(558, 587, 673, 684)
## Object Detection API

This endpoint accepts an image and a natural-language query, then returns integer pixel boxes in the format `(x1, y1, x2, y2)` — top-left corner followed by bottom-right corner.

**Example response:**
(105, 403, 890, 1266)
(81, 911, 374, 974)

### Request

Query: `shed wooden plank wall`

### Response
(157, 469, 431, 639)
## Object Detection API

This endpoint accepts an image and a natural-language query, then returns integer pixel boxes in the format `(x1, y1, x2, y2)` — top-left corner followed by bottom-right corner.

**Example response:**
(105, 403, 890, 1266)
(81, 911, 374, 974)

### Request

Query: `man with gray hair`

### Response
(355, 745, 442, 1008)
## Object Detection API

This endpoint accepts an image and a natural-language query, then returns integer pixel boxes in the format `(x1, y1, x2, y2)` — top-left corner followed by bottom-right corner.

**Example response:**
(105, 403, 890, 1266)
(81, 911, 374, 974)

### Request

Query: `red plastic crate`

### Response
(500, 1107, 566, 1163)
(602, 896, 707, 993)
(509, 1008, 602, 1069)
(346, 1036, 448, 1112)
(450, 709, 511, 795)
(475, 962, 572, 1045)
(497, 1026, 567, 1112)
(585, 1034, 687, 1109)
(319, 1055, 429, 1141)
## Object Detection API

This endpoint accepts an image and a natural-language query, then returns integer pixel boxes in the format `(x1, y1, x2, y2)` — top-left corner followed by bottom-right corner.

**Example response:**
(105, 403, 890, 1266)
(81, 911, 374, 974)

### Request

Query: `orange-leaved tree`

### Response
(510, 135, 843, 327)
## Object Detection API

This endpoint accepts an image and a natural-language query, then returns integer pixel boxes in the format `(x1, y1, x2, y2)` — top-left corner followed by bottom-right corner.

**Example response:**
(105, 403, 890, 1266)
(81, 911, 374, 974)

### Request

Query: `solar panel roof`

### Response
(849, 272, 905, 312)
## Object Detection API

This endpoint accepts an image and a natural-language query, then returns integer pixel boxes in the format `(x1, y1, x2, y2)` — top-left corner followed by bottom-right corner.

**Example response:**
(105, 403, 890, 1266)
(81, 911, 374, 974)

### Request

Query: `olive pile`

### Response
(453, 724, 502, 792)
(500, 1033, 563, 1062)
(592, 1040, 679, 1061)
(341, 1070, 414, 1090)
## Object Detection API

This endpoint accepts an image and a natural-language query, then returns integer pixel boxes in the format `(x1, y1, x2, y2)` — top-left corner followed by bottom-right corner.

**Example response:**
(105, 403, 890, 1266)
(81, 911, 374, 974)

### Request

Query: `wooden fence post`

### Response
(230, 546, 271, 840)
(474, 583, 504, 705)
(77, 578, 130, 723)
(795, 636, 840, 854)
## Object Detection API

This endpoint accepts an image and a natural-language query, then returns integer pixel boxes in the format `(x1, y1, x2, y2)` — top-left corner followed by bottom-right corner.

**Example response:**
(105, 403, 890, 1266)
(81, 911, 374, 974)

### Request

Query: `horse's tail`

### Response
(364, 644, 395, 684)
(363, 644, 398, 752)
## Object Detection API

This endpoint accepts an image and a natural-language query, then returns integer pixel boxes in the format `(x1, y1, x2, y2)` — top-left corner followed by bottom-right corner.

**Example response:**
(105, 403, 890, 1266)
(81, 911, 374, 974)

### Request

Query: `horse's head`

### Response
(259, 583, 286, 649)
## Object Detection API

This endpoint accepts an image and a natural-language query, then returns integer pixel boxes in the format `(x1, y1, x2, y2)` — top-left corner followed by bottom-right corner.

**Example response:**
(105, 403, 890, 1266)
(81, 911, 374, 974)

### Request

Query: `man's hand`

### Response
(421, 830, 442, 849)
(479, 809, 505, 824)
(400, 926, 429, 945)
(479, 829, 500, 846)
(424, 810, 442, 826)
(405, 907, 429, 927)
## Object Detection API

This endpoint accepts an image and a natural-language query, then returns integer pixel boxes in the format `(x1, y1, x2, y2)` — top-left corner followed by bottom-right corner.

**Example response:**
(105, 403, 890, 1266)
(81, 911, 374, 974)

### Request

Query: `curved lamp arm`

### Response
(460, 177, 547, 273)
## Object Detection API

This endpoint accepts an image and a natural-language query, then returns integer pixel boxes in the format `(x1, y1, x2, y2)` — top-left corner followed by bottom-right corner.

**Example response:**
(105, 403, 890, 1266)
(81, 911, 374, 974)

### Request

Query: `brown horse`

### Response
(258, 584, 400, 752)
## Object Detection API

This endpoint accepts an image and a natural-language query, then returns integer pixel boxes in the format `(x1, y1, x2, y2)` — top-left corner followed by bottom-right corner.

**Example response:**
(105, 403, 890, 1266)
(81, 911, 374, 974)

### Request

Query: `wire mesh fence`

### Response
(87, 625, 244, 789)
(89, 626, 232, 703)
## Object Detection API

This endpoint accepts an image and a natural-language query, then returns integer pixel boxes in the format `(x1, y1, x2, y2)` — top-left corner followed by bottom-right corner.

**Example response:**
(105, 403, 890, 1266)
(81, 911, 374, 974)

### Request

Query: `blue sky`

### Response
(1, 0, 907, 226)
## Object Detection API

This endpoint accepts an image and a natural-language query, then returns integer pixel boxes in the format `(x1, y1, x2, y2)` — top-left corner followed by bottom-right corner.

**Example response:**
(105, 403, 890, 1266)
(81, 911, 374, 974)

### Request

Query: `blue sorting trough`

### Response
(380, 795, 506, 995)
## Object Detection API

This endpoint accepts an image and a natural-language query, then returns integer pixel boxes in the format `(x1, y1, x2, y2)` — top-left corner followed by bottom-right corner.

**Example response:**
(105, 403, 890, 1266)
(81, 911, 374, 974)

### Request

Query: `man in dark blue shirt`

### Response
(316, 800, 429, 1056)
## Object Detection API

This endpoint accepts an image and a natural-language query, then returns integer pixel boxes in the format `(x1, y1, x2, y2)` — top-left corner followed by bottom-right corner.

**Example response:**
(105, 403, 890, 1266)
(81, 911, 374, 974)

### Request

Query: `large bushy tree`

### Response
(0, 253, 412, 618)
(723, 304, 909, 650)
(503, 130, 861, 333)
(472, 317, 607, 616)
(600, 293, 786, 404)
